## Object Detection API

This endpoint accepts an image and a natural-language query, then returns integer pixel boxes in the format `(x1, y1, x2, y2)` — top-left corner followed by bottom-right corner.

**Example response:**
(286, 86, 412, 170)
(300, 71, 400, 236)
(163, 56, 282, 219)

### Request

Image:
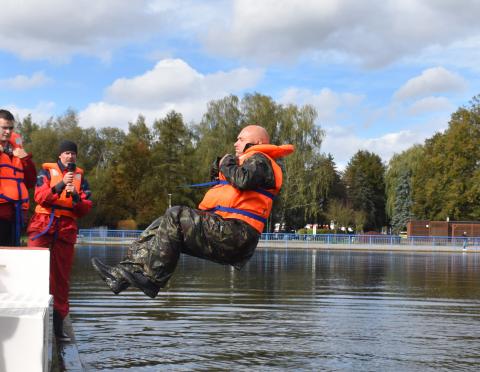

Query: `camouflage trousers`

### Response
(119, 206, 260, 288)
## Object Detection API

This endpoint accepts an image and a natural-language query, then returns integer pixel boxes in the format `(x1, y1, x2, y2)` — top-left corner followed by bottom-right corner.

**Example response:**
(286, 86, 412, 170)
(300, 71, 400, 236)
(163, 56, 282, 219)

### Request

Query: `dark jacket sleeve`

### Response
(219, 153, 275, 190)
(20, 154, 37, 189)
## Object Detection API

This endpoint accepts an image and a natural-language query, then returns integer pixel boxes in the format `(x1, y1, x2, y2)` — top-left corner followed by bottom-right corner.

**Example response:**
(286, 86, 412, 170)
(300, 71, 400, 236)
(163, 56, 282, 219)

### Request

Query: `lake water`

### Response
(70, 245, 480, 371)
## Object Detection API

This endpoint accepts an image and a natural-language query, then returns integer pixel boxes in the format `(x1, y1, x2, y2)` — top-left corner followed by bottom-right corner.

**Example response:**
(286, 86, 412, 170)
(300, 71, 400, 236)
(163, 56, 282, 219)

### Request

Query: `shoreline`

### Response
(76, 240, 479, 253)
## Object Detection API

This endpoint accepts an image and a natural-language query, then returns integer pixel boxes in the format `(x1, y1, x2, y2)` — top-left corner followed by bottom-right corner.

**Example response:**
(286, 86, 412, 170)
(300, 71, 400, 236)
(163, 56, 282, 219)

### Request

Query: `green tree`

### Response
(385, 145, 424, 233)
(110, 116, 154, 227)
(194, 95, 243, 181)
(152, 111, 196, 213)
(413, 95, 480, 220)
(343, 150, 386, 230)
(86, 127, 127, 227)
(15, 114, 39, 147)
(390, 169, 413, 234)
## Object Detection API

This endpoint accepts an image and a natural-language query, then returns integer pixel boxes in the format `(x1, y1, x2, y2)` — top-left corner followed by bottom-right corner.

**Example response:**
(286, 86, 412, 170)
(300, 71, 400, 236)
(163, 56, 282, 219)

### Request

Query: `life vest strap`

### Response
(211, 206, 267, 223)
(186, 180, 276, 199)
(0, 176, 24, 181)
(251, 188, 276, 200)
(0, 164, 24, 173)
(182, 180, 225, 188)
(0, 194, 28, 203)
(31, 206, 60, 241)
(0, 194, 29, 246)
(52, 204, 74, 212)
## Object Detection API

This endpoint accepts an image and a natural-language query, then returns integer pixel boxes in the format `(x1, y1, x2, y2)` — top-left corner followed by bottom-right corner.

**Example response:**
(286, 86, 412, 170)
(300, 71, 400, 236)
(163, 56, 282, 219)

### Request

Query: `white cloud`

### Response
(321, 109, 452, 170)
(407, 96, 454, 115)
(414, 35, 480, 73)
(0, 71, 52, 90)
(80, 59, 263, 128)
(0, 0, 231, 62)
(276, 86, 423, 167)
(3, 0, 480, 69)
(5, 102, 56, 123)
(0, 0, 163, 61)
(278, 87, 364, 124)
(323, 126, 427, 170)
(205, 0, 480, 67)
(79, 103, 140, 129)
(394, 67, 467, 101)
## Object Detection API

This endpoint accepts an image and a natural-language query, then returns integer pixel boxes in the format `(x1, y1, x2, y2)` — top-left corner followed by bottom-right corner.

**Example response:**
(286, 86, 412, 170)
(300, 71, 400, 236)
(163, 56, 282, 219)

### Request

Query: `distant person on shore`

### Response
(27, 140, 92, 341)
(92, 125, 294, 299)
(0, 109, 36, 246)
(462, 231, 468, 250)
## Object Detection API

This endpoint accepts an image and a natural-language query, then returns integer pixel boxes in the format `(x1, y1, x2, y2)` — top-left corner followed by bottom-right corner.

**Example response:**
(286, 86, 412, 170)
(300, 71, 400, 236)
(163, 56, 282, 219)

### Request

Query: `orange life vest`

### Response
(199, 144, 294, 233)
(0, 132, 29, 210)
(35, 162, 84, 219)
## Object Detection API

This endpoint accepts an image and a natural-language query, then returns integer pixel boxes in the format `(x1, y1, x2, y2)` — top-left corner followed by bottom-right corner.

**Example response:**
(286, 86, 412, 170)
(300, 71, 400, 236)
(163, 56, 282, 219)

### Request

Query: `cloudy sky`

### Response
(1, 0, 479, 168)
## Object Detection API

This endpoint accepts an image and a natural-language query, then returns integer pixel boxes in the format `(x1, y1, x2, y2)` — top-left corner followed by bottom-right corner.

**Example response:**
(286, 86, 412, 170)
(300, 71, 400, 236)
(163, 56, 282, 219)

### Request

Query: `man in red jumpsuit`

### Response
(27, 140, 92, 341)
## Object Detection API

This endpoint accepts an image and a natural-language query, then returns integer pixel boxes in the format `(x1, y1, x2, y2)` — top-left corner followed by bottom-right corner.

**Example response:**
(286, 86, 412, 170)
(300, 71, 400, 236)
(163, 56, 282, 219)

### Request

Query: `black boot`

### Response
(53, 310, 71, 342)
(117, 266, 160, 299)
(91, 258, 130, 294)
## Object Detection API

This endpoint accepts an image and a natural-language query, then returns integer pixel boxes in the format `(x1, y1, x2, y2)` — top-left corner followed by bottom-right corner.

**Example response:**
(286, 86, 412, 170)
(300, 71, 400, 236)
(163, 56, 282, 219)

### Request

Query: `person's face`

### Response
(0, 118, 14, 142)
(234, 128, 258, 157)
(59, 151, 77, 167)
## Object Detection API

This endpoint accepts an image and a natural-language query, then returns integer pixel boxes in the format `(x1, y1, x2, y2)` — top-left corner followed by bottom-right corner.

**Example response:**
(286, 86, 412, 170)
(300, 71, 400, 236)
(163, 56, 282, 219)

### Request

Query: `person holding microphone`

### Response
(27, 140, 92, 341)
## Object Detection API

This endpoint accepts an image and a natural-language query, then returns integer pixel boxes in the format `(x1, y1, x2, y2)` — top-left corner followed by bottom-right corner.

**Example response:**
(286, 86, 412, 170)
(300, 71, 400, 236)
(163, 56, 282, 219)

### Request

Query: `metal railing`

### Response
(77, 229, 478, 247)
(77, 229, 143, 244)
(261, 233, 478, 247)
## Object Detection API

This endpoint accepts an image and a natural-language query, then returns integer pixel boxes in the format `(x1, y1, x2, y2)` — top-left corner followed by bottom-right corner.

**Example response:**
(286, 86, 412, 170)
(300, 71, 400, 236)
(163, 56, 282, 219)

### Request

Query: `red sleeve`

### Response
(72, 175, 93, 218)
(73, 193, 93, 218)
(21, 154, 37, 189)
(34, 173, 61, 207)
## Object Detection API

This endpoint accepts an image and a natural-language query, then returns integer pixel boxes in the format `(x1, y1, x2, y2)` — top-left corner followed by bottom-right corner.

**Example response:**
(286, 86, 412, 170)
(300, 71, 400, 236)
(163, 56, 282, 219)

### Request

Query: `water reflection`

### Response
(70, 246, 480, 371)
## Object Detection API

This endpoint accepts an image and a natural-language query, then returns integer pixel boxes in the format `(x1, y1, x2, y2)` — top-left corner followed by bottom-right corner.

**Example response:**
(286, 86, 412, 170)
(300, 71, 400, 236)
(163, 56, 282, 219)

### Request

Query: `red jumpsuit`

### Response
(27, 161, 92, 319)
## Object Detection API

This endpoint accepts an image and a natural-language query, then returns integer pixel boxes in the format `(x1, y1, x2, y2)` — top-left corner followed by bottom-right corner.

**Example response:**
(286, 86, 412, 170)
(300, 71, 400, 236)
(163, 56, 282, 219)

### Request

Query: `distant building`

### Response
(407, 220, 480, 237)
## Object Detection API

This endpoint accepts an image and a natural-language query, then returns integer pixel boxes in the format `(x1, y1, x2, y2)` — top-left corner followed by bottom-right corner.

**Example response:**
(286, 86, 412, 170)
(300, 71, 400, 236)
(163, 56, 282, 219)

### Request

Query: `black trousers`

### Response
(119, 206, 260, 287)
(0, 219, 14, 246)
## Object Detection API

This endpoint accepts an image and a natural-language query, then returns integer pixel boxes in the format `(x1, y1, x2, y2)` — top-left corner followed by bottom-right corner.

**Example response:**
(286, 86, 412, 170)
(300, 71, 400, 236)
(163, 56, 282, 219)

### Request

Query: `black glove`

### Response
(210, 157, 221, 181)
(52, 181, 66, 195)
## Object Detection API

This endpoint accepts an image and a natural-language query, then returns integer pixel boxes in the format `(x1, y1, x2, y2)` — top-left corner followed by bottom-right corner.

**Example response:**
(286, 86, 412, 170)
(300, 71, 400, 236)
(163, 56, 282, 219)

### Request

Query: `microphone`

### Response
(66, 162, 76, 198)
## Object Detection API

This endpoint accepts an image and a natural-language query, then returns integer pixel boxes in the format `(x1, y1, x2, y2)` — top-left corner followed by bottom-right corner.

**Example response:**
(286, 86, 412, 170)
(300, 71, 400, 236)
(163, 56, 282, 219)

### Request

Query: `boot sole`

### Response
(117, 267, 160, 299)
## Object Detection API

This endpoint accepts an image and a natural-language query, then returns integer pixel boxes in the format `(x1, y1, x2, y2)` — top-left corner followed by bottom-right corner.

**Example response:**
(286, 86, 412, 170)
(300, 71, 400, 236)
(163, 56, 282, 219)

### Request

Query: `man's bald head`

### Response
(234, 125, 270, 156)
(242, 125, 270, 144)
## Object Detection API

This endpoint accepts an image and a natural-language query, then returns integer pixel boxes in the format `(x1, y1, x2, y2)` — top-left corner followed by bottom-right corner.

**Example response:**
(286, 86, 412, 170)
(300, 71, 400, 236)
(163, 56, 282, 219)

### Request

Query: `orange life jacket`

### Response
(198, 144, 294, 233)
(0, 132, 29, 210)
(35, 162, 84, 219)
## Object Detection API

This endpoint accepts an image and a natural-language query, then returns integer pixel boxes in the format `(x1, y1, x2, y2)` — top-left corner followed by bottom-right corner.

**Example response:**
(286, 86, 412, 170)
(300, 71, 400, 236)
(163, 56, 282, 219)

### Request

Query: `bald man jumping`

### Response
(92, 125, 294, 298)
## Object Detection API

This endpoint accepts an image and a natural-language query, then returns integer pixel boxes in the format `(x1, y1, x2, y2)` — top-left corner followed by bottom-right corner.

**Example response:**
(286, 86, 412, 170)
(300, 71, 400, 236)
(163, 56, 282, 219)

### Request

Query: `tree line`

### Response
(15, 93, 480, 233)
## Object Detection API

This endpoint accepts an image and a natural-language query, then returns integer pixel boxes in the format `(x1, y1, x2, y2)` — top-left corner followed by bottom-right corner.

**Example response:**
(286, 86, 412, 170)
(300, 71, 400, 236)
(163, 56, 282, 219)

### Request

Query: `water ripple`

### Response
(70, 247, 480, 371)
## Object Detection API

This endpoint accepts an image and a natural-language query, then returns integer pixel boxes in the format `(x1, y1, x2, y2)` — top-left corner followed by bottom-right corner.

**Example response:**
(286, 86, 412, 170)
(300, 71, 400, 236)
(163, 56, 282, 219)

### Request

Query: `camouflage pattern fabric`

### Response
(220, 153, 275, 189)
(116, 206, 260, 288)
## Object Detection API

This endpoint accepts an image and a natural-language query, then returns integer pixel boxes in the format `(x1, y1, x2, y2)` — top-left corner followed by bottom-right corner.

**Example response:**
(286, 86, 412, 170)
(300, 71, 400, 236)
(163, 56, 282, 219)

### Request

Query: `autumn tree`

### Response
(413, 95, 480, 220)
